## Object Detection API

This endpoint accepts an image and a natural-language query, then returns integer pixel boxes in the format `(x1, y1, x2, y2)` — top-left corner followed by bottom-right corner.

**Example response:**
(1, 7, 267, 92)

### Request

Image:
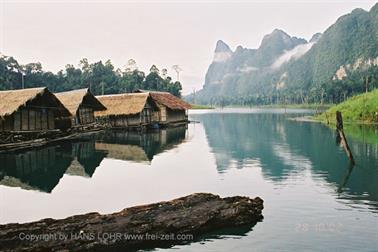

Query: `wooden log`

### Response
(336, 111, 355, 165)
(0, 193, 263, 252)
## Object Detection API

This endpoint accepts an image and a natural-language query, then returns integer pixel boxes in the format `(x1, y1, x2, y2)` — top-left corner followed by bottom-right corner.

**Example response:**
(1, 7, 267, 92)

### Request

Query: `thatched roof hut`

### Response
(134, 90, 191, 124)
(95, 93, 159, 127)
(55, 88, 106, 126)
(134, 90, 191, 110)
(95, 93, 150, 117)
(0, 87, 71, 131)
(0, 87, 70, 119)
(55, 88, 106, 116)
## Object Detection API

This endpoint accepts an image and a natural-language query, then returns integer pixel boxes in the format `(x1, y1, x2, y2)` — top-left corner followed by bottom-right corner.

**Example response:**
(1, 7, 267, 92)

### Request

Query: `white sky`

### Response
(0, 0, 376, 94)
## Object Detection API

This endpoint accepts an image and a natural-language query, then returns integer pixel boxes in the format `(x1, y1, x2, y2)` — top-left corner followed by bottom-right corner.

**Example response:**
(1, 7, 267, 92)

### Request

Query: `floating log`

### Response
(0, 193, 263, 251)
(336, 111, 355, 165)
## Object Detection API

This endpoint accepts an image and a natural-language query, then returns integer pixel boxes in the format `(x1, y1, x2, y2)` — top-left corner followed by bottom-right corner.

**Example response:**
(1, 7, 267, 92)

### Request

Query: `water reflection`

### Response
(94, 126, 187, 163)
(65, 142, 107, 178)
(0, 126, 188, 193)
(192, 112, 378, 211)
(0, 144, 73, 193)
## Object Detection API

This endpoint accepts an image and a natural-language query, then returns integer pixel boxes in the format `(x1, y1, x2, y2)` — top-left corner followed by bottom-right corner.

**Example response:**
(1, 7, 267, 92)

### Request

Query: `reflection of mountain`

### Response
(195, 113, 296, 179)
(94, 126, 187, 163)
(0, 144, 73, 193)
(194, 112, 378, 210)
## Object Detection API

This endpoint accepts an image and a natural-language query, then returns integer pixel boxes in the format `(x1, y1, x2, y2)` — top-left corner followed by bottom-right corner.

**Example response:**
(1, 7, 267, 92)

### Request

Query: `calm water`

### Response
(0, 108, 377, 251)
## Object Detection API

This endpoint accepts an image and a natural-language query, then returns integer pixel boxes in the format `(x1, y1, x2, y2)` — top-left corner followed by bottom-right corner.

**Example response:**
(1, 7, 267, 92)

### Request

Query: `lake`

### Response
(1, 108, 377, 251)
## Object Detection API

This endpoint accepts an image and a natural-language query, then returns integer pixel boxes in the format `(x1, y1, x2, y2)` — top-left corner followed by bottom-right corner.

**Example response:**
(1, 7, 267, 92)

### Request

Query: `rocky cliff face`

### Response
(204, 29, 307, 88)
(189, 3, 378, 105)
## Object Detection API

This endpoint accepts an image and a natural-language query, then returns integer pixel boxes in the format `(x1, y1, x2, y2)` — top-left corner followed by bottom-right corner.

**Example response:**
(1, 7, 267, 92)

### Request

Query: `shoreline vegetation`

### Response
(190, 104, 215, 109)
(190, 103, 332, 110)
(314, 89, 378, 124)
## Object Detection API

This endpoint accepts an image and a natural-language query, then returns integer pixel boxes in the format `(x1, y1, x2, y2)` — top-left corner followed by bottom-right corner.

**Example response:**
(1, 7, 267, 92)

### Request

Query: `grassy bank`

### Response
(190, 104, 214, 109)
(315, 89, 378, 124)
(256, 103, 332, 110)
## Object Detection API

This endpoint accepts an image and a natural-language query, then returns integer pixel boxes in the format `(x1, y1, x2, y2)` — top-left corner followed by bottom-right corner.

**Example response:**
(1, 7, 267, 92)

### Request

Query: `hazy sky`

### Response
(0, 0, 376, 94)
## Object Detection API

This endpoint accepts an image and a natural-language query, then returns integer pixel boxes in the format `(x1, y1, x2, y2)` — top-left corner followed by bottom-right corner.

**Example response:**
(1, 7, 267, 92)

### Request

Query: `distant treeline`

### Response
(188, 64, 378, 107)
(0, 55, 183, 97)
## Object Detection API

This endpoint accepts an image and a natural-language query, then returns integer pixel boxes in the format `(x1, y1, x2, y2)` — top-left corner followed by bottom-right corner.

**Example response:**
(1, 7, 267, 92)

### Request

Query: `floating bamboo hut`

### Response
(95, 93, 159, 128)
(134, 90, 191, 125)
(55, 88, 106, 127)
(0, 87, 71, 132)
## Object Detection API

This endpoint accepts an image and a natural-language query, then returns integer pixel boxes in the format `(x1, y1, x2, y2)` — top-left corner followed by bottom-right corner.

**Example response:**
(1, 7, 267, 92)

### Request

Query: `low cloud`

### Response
(271, 42, 314, 69)
(237, 66, 259, 73)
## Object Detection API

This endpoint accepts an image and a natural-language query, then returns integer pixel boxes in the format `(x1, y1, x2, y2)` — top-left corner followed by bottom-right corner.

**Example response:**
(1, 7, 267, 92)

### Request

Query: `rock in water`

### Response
(0, 193, 264, 251)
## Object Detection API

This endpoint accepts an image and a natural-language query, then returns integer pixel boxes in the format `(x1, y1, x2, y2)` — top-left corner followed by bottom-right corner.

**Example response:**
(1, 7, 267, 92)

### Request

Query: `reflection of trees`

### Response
(196, 113, 296, 180)
(195, 112, 378, 209)
(281, 121, 378, 208)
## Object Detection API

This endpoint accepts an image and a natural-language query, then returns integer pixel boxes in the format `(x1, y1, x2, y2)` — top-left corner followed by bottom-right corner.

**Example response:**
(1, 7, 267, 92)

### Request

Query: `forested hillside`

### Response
(188, 3, 378, 106)
(0, 57, 183, 97)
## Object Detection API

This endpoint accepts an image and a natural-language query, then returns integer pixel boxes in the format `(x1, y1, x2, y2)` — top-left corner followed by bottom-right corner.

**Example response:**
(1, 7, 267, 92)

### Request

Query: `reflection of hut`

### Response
(0, 87, 71, 132)
(95, 143, 150, 163)
(66, 141, 107, 177)
(55, 88, 106, 127)
(134, 90, 191, 125)
(95, 93, 158, 128)
(94, 126, 187, 163)
(0, 144, 73, 193)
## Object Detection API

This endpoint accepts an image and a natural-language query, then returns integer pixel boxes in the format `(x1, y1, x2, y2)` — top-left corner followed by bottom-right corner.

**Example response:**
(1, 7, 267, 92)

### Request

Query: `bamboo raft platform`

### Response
(0, 126, 104, 153)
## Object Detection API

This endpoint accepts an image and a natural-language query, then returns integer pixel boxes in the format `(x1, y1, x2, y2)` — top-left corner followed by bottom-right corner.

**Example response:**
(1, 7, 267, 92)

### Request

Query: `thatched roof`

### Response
(95, 142, 150, 163)
(95, 93, 149, 117)
(0, 87, 71, 118)
(65, 159, 90, 178)
(0, 176, 40, 192)
(55, 88, 106, 116)
(134, 90, 191, 110)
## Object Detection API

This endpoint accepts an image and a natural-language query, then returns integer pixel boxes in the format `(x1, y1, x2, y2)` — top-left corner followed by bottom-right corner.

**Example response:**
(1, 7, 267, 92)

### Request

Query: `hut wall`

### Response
(41, 109, 48, 130)
(77, 107, 95, 125)
(0, 116, 12, 132)
(115, 116, 128, 127)
(29, 110, 36, 131)
(2, 108, 57, 132)
(166, 109, 187, 123)
(48, 110, 55, 129)
(127, 114, 142, 126)
(14, 111, 21, 131)
(142, 108, 152, 124)
(21, 109, 29, 131)
(152, 111, 160, 122)
(35, 111, 42, 129)
(5, 116, 12, 131)
(159, 106, 167, 122)
(98, 113, 144, 128)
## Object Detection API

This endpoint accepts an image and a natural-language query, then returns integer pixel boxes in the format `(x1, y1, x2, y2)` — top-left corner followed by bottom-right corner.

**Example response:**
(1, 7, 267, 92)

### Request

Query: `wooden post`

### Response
(336, 111, 355, 165)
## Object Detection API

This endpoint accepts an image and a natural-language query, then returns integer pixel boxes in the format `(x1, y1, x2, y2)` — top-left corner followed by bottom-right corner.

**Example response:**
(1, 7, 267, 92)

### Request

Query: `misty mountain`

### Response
(189, 3, 378, 105)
